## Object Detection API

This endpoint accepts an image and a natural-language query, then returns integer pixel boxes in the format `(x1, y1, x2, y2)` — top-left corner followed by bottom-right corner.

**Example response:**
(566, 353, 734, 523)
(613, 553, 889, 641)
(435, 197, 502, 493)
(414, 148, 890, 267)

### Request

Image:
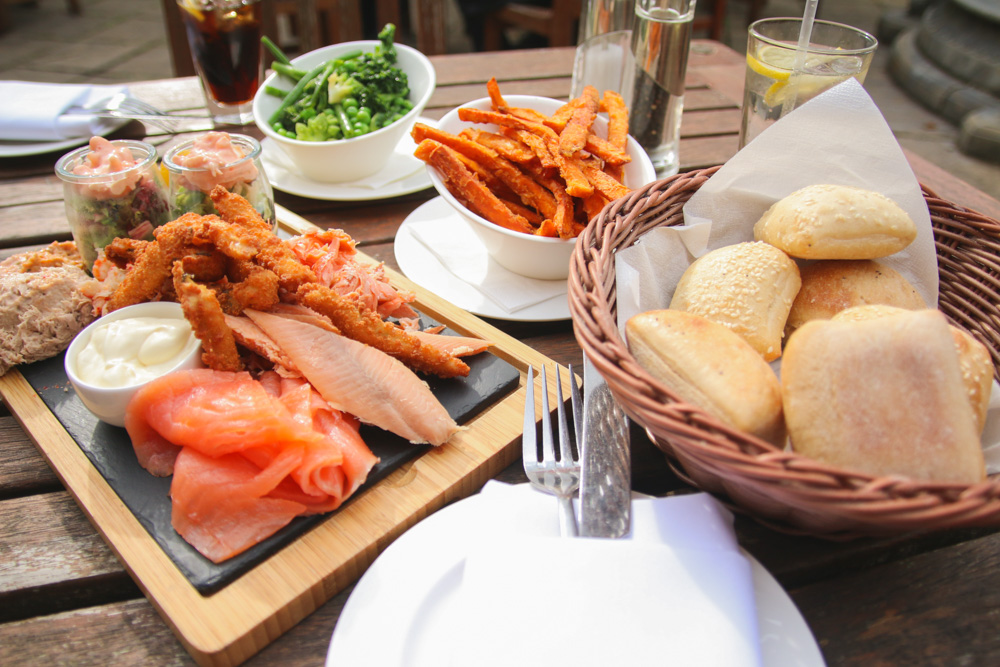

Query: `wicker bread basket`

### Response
(568, 165, 1000, 539)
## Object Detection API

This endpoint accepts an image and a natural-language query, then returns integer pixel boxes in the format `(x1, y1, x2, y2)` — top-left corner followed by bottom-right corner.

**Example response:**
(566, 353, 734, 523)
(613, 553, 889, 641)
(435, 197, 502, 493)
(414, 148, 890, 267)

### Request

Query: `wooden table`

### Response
(2, 42, 1000, 666)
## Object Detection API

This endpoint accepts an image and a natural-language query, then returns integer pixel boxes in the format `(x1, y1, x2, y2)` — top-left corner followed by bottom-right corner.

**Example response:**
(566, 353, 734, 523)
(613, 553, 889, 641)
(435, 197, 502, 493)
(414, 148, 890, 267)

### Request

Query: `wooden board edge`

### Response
(2, 206, 568, 666)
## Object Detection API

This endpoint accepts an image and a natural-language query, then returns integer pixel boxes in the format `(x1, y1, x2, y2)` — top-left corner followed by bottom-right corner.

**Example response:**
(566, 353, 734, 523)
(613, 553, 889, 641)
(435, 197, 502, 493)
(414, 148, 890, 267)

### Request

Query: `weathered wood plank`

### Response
(0, 415, 61, 497)
(0, 492, 137, 623)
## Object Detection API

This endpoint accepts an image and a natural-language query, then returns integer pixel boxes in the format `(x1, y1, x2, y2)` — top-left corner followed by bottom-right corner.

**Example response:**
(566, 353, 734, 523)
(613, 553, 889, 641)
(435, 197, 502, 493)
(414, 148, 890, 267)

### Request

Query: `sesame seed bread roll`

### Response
(669, 241, 801, 361)
(782, 309, 986, 484)
(785, 260, 926, 337)
(833, 305, 995, 434)
(626, 310, 785, 446)
(754, 184, 918, 260)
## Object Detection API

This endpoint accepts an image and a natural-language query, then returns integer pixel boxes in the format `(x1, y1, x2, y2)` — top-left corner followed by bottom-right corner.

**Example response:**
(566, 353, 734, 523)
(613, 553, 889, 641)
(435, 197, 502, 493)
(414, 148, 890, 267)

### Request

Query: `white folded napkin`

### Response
(451, 481, 762, 667)
(407, 215, 567, 313)
(0, 81, 129, 141)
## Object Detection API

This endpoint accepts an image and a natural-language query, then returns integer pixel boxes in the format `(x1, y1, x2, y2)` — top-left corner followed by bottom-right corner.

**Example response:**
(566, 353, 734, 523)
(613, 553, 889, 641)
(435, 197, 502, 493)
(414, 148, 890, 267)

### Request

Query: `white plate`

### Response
(327, 492, 825, 667)
(259, 117, 433, 201)
(394, 197, 570, 322)
(0, 118, 126, 158)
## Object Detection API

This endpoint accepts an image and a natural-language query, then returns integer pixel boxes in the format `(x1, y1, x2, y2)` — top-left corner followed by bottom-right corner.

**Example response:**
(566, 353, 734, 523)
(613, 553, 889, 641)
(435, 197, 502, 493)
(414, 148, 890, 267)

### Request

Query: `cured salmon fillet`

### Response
(125, 368, 379, 563)
(246, 309, 462, 446)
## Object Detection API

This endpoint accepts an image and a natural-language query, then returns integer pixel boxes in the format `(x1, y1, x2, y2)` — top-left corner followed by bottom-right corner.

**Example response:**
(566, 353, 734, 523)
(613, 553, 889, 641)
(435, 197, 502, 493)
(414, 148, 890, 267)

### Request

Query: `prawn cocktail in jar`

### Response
(163, 131, 275, 229)
(55, 137, 171, 271)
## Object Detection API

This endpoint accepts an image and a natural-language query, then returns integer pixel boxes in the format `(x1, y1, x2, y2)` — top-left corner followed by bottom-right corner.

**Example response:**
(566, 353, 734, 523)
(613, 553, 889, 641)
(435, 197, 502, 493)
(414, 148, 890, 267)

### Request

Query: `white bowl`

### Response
(428, 95, 657, 280)
(64, 302, 203, 427)
(253, 41, 436, 183)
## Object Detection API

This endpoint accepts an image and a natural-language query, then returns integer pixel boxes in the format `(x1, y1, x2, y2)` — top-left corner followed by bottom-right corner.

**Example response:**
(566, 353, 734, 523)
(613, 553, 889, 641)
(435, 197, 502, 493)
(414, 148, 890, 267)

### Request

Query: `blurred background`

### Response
(1, 0, 998, 198)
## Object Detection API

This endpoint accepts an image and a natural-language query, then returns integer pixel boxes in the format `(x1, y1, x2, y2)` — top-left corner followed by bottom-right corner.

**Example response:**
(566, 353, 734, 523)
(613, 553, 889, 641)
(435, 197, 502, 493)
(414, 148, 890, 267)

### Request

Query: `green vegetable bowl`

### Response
(253, 38, 435, 184)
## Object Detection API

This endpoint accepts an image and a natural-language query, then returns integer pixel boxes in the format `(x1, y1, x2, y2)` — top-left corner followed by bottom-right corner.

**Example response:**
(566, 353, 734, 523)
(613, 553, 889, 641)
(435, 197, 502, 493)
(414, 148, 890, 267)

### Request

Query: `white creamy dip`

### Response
(74, 316, 196, 388)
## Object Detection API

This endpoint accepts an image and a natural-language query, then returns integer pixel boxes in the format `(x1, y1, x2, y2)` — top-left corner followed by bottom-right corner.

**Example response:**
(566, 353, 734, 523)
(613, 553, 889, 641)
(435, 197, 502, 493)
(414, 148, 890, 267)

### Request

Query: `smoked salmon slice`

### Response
(246, 309, 461, 446)
(125, 368, 379, 563)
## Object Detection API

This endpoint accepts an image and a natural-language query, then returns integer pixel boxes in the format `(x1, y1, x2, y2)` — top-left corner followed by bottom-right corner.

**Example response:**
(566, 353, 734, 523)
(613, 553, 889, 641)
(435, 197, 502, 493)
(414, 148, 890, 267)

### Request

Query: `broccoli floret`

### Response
(327, 71, 363, 105)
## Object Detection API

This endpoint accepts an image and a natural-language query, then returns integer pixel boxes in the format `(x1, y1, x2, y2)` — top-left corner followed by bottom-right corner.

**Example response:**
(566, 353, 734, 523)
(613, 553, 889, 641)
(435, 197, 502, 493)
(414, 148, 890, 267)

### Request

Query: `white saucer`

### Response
(326, 491, 825, 667)
(394, 197, 571, 322)
(260, 118, 433, 201)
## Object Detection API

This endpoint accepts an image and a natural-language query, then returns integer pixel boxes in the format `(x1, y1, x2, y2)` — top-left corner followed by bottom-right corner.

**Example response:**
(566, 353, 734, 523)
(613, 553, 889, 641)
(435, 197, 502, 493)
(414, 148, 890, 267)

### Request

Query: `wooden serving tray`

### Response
(0, 206, 560, 667)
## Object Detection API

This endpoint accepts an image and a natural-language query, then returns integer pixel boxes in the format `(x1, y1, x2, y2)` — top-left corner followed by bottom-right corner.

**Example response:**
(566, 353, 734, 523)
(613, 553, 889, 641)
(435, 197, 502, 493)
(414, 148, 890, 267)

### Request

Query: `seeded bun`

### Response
(669, 241, 801, 361)
(785, 260, 926, 336)
(626, 309, 785, 446)
(754, 184, 918, 260)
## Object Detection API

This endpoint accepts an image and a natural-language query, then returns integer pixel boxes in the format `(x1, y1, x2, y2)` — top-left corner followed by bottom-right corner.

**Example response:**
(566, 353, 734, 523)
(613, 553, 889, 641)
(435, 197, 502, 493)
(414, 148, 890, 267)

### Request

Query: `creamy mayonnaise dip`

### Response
(74, 316, 196, 388)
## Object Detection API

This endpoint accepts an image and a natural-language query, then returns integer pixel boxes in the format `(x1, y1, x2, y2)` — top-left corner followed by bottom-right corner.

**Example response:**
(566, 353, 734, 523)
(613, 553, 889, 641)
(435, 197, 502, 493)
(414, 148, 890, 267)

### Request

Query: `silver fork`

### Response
(66, 93, 209, 133)
(523, 364, 582, 537)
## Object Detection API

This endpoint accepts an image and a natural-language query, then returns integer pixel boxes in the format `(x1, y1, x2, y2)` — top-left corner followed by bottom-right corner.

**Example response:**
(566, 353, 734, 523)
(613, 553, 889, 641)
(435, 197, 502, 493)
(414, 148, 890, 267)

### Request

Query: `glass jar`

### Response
(55, 138, 170, 271)
(163, 132, 275, 229)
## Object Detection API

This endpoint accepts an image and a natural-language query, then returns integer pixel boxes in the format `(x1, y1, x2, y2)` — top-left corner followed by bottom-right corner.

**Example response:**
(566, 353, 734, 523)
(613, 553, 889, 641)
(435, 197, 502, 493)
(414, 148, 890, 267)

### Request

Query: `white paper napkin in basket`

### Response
(614, 77, 1000, 473)
(0, 81, 128, 141)
(451, 481, 762, 667)
(407, 216, 567, 313)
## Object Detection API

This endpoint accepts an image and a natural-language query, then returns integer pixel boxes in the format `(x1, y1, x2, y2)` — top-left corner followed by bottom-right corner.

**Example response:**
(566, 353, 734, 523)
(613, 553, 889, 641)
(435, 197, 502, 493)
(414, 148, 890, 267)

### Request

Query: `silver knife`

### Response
(578, 357, 631, 538)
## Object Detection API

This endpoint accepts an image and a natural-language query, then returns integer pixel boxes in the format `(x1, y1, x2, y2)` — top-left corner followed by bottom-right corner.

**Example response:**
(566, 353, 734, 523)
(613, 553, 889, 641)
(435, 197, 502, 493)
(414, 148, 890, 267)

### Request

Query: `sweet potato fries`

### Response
(412, 79, 633, 240)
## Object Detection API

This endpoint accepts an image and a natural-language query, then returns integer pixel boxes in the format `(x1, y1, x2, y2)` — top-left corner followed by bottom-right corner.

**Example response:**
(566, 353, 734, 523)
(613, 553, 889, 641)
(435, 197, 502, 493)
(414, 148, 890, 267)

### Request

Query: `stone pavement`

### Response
(1, 0, 998, 200)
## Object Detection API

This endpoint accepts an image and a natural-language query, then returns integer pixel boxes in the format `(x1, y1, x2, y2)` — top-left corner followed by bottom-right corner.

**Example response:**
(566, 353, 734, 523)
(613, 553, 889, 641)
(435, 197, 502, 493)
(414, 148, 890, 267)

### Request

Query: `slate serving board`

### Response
(20, 327, 519, 594)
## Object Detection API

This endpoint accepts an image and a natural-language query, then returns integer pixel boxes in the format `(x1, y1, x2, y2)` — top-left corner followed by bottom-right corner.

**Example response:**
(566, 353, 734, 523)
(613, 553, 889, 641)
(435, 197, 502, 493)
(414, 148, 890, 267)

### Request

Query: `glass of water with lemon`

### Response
(739, 18, 877, 148)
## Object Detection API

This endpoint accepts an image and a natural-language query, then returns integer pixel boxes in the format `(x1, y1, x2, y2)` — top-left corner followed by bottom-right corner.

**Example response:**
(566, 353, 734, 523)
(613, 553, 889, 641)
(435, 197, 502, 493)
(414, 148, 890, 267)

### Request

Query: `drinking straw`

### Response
(781, 0, 820, 117)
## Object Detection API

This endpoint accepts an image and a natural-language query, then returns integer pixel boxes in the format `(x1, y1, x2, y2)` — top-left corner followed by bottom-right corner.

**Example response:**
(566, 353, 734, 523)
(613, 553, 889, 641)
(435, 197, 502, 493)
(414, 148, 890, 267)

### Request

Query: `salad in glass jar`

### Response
(163, 131, 275, 228)
(55, 137, 170, 271)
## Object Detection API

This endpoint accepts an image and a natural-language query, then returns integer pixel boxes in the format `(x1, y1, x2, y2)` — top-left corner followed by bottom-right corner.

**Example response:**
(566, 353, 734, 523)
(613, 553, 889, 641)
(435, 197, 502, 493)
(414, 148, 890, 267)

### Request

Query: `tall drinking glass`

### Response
(739, 18, 877, 148)
(570, 0, 636, 100)
(628, 0, 695, 177)
(176, 0, 263, 126)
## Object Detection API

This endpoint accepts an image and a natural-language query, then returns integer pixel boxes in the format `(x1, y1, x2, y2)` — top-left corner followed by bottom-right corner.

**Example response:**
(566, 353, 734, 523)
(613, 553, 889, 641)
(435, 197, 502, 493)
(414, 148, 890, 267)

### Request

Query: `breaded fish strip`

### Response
(297, 283, 470, 379)
(105, 241, 171, 313)
(172, 263, 243, 372)
(203, 219, 317, 292)
(210, 185, 272, 231)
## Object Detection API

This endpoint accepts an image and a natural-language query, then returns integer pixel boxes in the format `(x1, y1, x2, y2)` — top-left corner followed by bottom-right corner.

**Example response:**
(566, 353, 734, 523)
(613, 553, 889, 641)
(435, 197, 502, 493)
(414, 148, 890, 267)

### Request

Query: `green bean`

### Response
(272, 62, 307, 81)
(265, 85, 290, 98)
(268, 62, 328, 125)
(261, 36, 291, 65)
(335, 104, 355, 138)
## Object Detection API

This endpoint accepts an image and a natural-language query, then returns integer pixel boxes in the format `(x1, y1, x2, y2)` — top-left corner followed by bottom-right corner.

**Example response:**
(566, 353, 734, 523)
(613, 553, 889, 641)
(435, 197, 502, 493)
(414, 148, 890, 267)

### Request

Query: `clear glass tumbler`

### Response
(163, 131, 275, 229)
(739, 18, 877, 148)
(570, 0, 636, 100)
(628, 0, 696, 177)
(175, 0, 263, 126)
(55, 138, 170, 271)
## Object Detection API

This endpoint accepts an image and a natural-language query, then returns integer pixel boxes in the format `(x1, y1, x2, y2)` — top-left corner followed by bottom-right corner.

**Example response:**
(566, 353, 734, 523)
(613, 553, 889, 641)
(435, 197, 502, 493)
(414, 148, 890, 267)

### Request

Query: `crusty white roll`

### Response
(753, 184, 918, 259)
(669, 241, 801, 361)
(626, 309, 785, 446)
(782, 309, 986, 484)
(833, 305, 995, 434)
(785, 260, 926, 336)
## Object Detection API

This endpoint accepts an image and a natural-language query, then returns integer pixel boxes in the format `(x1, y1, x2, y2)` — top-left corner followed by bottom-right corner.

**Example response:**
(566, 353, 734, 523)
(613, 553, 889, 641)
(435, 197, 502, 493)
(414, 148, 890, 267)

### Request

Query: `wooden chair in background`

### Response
(161, 0, 405, 77)
(480, 0, 732, 52)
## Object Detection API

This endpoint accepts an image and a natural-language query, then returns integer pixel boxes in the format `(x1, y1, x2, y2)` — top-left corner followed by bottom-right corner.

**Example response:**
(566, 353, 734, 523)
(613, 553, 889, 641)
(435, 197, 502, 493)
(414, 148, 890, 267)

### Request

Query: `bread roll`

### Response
(626, 310, 785, 445)
(782, 309, 985, 484)
(669, 241, 801, 361)
(833, 305, 995, 433)
(785, 260, 926, 336)
(754, 184, 918, 259)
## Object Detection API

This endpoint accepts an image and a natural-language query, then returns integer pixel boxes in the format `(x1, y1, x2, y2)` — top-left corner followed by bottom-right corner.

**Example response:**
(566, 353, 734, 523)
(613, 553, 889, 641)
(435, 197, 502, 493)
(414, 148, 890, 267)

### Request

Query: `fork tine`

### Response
(555, 366, 574, 466)
(539, 365, 555, 467)
(568, 363, 582, 455)
(523, 366, 537, 464)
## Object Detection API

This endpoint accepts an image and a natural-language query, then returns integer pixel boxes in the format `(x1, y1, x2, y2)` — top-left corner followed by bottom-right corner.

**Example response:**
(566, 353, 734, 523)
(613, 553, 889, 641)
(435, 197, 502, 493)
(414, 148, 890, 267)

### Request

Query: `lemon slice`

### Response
(179, 0, 205, 22)
(746, 46, 794, 82)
